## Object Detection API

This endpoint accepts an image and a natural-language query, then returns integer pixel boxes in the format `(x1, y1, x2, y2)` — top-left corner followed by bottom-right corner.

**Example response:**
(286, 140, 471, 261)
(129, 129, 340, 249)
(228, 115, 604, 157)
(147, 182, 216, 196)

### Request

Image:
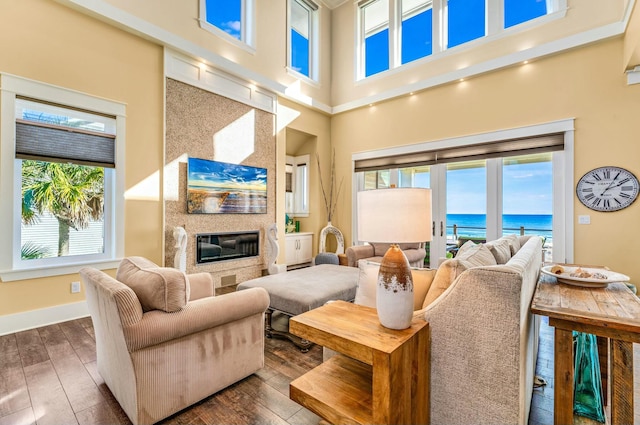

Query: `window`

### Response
(285, 154, 310, 216)
(401, 0, 433, 64)
(200, 0, 255, 49)
(361, 0, 390, 77)
(446, 0, 485, 48)
(358, 0, 560, 79)
(353, 119, 575, 265)
(0, 74, 125, 281)
(504, 0, 547, 29)
(289, 0, 319, 79)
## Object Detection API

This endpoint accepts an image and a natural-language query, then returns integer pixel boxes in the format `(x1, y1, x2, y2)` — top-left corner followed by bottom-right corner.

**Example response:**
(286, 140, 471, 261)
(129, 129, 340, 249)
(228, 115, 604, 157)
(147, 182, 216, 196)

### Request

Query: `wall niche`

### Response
(164, 78, 276, 287)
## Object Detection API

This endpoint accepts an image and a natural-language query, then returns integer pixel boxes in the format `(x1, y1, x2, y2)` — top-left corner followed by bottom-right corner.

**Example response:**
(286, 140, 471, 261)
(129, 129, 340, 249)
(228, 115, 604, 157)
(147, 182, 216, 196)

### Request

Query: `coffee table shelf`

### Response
(289, 301, 430, 425)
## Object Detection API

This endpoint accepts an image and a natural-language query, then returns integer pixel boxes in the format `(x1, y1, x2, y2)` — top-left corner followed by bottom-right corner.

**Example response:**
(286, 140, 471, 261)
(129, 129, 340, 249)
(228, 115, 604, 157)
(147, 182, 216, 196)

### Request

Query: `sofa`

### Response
(341, 234, 542, 425)
(345, 242, 426, 267)
(80, 257, 270, 425)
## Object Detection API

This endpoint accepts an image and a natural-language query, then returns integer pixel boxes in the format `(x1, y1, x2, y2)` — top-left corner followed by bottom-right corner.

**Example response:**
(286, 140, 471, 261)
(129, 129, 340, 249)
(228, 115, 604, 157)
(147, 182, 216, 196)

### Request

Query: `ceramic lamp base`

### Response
(376, 244, 414, 330)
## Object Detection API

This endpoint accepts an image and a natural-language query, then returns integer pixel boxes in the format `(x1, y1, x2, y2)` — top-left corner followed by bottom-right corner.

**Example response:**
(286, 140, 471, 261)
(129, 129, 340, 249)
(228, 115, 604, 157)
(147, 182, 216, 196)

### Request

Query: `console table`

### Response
(289, 301, 430, 425)
(531, 275, 640, 425)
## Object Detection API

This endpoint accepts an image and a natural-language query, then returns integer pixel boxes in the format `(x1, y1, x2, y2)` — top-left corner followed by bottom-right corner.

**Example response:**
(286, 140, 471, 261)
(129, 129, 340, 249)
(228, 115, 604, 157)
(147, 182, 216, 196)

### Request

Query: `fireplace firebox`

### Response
(196, 231, 260, 264)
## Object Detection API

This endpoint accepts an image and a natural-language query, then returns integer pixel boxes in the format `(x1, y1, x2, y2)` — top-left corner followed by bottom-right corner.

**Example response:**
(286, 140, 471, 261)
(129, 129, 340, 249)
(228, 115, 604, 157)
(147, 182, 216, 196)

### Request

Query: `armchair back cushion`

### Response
(116, 256, 189, 312)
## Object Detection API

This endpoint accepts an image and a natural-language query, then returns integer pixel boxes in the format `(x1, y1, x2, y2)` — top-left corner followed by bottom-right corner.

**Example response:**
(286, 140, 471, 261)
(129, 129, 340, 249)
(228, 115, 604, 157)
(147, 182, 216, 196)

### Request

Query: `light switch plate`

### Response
(578, 215, 591, 225)
(71, 281, 81, 293)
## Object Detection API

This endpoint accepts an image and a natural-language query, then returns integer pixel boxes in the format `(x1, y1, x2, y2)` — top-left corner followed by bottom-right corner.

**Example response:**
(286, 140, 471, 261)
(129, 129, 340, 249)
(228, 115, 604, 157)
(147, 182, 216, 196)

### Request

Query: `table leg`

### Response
(554, 328, 574, 425)
(610, 339, 633, 425)
(372, 342, 412, 424)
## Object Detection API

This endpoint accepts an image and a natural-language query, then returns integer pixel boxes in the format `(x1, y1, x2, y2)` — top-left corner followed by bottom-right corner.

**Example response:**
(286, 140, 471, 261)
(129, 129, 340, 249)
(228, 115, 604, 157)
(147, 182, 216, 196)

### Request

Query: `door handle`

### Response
(440, 221, 444, 237)
(432, 221, 435, 237)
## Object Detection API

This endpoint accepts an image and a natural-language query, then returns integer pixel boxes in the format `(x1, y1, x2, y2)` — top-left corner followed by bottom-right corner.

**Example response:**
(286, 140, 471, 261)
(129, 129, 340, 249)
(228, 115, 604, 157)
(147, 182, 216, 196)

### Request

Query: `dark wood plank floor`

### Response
(1, 308, 639, 425)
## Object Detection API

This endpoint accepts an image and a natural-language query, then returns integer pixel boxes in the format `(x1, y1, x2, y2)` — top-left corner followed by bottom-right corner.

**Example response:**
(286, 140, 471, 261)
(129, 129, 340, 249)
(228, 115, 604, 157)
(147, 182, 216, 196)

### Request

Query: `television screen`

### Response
(187, 157, 267, 214)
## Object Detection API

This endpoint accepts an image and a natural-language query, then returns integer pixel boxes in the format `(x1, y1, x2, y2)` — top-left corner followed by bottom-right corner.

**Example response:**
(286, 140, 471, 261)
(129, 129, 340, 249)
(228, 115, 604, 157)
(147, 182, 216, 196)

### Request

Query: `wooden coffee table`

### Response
(288, 301, 430, 425)
(531, 275, 640, 425)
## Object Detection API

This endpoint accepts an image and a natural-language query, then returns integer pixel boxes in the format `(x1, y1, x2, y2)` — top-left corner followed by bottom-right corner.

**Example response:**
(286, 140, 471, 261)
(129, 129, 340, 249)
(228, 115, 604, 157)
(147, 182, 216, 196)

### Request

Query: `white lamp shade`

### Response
(357, 188, 432, 243)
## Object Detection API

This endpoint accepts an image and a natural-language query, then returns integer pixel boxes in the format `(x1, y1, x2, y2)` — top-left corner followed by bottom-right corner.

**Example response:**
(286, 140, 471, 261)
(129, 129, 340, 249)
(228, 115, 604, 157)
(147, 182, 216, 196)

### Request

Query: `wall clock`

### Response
(576, 166, 639, 212)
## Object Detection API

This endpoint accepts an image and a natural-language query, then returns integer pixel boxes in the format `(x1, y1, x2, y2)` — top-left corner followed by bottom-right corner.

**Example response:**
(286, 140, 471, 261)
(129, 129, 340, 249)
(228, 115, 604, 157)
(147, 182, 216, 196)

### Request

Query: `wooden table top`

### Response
(290, 300, 428, 365)
(531, 275, 640, 342)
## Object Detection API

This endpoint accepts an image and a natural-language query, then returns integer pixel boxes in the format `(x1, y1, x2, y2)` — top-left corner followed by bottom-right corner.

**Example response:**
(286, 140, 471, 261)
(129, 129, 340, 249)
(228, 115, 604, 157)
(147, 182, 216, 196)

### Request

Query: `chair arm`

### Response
(346, 245, 375, 267)
(188, 272, 214, 300)
(122, 287, 270, 352)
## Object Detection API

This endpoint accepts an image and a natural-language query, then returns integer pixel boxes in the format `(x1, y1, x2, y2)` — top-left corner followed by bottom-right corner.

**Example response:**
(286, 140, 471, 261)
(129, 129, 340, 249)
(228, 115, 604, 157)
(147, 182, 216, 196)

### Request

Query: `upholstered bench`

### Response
(237, 264, 359, 351)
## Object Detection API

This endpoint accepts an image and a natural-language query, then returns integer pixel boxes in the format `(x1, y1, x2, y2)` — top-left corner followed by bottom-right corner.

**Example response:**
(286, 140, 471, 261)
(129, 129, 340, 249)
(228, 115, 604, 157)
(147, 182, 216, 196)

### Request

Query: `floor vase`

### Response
(573, 331, 605, 423)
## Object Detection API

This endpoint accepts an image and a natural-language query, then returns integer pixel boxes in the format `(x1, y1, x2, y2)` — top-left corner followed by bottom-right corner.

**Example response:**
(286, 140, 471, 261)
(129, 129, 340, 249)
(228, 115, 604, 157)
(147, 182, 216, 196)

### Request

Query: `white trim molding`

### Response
(165, 49, 278, 113)
(627, 66, 640, 85)
(0, 301, 89, 336)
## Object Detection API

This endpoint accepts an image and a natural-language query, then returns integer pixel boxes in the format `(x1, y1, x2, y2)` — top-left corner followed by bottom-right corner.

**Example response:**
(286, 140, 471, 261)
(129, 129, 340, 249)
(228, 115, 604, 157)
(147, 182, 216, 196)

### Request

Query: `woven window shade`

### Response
(15, 119, 115, 168)
(354, 133, 564, 172)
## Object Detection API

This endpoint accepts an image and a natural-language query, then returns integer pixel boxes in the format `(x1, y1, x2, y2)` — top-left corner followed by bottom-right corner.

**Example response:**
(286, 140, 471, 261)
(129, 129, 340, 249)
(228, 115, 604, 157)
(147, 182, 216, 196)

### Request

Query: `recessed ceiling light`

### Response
(523, 60, 529, 65)
(459, 78, 465, 82)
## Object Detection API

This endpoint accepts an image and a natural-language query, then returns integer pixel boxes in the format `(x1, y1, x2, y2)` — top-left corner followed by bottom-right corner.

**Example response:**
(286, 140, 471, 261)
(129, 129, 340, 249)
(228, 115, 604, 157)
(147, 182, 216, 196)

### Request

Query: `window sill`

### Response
(0, 258, 121, 282)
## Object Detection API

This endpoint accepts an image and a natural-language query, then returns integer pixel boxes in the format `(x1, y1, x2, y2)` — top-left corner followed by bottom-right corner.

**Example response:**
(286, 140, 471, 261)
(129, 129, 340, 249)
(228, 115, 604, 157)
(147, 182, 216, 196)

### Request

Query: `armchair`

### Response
(80, 257, 270, 425)
(346, 242, 426, 267)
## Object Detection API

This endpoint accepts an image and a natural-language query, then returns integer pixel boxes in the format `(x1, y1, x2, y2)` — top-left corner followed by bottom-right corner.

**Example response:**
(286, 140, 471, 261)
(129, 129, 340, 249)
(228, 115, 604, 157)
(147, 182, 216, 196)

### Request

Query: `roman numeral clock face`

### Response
(576, 166, 639, 212)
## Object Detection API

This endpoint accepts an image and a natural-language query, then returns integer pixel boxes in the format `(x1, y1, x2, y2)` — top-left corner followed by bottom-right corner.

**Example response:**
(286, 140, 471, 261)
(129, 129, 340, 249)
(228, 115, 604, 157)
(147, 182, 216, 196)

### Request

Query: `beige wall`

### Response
(0, 0, 163, 316)
(331, 0, 627, 107)
(331, 36, 640, 281)
(98, 0, 333, 106)
(277, 98, 333, 260)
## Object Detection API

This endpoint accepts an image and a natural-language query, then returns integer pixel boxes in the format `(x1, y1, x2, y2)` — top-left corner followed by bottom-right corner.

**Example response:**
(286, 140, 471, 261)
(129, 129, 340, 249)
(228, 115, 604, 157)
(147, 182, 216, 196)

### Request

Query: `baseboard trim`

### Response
(0, 301, 89, 336)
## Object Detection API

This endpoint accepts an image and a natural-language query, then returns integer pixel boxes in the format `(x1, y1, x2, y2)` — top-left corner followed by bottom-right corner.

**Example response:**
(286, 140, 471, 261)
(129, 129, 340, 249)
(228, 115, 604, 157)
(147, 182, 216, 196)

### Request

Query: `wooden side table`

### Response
(531, 275, 640, 425)
(289, 301, 430, 425)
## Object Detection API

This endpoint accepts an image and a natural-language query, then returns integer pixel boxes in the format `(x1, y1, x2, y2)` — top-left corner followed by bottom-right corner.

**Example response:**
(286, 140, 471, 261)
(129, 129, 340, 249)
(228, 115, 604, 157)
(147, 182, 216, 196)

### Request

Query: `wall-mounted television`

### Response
(187, 157, 267, 214)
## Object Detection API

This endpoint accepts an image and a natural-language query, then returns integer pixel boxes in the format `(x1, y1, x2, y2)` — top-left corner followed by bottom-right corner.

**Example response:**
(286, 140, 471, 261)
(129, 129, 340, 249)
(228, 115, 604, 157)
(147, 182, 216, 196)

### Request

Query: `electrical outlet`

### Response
(578, 215, 591, 225)
(71, 281, 81, 293)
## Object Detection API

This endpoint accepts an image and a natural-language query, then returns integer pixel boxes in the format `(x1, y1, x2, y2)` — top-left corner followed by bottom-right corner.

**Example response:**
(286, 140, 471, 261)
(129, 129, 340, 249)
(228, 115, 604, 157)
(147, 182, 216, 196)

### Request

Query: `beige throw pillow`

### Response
(485, 238, 512, 264)
(116, 256, 190, 313)
(422, 259, 468, 308)
(456, 243, 497, 267)
(355, 260, 437, 311)
(503, 234, 521, 256)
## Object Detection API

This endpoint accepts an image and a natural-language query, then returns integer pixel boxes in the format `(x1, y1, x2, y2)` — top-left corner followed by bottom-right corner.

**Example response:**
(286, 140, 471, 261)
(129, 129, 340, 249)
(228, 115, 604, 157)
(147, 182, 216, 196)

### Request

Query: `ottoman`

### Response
(237, 264, 359, 351)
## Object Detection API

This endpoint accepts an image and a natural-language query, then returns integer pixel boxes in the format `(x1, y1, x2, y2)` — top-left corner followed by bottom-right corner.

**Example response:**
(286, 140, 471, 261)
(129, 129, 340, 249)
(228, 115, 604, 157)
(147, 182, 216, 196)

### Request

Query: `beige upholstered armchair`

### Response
(80, 257, 270, 425)
(346, 242, 426, 267)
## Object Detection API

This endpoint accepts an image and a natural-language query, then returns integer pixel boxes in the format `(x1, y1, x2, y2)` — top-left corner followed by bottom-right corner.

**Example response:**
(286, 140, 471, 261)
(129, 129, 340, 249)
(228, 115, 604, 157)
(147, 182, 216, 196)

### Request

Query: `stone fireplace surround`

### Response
(164, 78, 276, 288)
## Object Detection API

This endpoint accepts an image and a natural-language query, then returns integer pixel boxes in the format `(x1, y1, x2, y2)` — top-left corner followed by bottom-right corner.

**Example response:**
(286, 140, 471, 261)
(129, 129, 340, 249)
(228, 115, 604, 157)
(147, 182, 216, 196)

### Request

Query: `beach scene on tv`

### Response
(187, 157, 267, 214)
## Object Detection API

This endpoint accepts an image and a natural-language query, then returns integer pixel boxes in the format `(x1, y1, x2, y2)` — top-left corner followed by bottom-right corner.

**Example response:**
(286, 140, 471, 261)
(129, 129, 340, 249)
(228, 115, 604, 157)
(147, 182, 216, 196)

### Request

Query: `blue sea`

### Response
(446, 214, 552, 241)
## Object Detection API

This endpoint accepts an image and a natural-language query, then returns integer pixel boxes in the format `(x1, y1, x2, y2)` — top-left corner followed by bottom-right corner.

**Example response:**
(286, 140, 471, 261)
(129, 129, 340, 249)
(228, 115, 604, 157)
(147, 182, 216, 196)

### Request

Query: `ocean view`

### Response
(446, 214, 552, 241)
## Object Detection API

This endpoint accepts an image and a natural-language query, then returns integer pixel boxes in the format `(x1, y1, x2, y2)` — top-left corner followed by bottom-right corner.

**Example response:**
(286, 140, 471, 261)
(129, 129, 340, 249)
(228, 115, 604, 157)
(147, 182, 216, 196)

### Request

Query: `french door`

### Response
(358, 152, 556, 267)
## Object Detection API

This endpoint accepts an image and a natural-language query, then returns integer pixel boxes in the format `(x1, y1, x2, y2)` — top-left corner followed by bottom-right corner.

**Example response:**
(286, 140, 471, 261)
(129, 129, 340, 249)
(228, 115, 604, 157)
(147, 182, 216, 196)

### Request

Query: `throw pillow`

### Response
(456, 243, 497, 267)
(354, 260, 378, 308)
(355, 260, 437, 311)
(411, 268, 437, 310)
(485, 238, 512, 264)
(455, 240, 477, 258)
(116, 256, 190, 313)
(503, 234, 521, 256)
(422, 259, 468, 308)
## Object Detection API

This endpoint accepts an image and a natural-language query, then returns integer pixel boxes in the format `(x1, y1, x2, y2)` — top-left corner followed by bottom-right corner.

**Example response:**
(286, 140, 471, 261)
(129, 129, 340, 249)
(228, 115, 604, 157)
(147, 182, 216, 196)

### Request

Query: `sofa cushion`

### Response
(456, 242, 497, 267)
(503, 234, 521, 256)
(116, 256, 190, 313)
(355, 260, 436, 310)
(485, 238, 512, 264)
(422, 259, 468, 308)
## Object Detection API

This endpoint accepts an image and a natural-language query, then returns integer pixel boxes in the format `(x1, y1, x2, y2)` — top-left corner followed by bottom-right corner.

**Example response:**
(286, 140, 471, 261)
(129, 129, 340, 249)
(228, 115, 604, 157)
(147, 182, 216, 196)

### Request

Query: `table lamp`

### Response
(357, 187, 432, 329)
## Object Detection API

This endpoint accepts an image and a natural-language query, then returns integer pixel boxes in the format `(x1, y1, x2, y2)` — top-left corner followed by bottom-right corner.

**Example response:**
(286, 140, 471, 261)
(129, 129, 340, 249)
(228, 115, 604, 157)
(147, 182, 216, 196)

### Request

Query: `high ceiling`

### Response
(322, 0, 347, 10)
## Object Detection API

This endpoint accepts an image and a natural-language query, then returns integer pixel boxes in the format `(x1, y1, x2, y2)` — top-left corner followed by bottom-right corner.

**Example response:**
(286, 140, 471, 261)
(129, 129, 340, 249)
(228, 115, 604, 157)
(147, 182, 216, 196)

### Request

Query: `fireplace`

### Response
(196, 231, 260, 264)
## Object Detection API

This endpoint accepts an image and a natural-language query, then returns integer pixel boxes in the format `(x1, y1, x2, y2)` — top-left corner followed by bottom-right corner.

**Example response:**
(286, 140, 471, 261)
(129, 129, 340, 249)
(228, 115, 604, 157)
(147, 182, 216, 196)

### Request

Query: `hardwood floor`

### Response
(1, 310, 639, 425)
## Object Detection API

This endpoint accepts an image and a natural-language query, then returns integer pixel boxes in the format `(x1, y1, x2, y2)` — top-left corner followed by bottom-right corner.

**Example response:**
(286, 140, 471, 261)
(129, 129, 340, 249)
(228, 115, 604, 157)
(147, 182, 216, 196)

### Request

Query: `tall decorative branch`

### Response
(316, 149, 343, 223)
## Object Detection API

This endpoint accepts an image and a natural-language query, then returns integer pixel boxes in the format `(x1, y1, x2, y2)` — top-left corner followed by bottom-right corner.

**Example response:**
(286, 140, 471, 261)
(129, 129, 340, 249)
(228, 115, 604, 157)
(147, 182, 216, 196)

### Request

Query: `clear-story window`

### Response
(289, 0, 319, 79)
(200, 0, 255, 49)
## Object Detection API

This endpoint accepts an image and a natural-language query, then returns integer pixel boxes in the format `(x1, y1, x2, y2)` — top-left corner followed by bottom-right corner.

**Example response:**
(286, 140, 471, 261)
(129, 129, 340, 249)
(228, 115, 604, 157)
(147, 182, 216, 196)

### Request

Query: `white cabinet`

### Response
(285, 232, 313, 266)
